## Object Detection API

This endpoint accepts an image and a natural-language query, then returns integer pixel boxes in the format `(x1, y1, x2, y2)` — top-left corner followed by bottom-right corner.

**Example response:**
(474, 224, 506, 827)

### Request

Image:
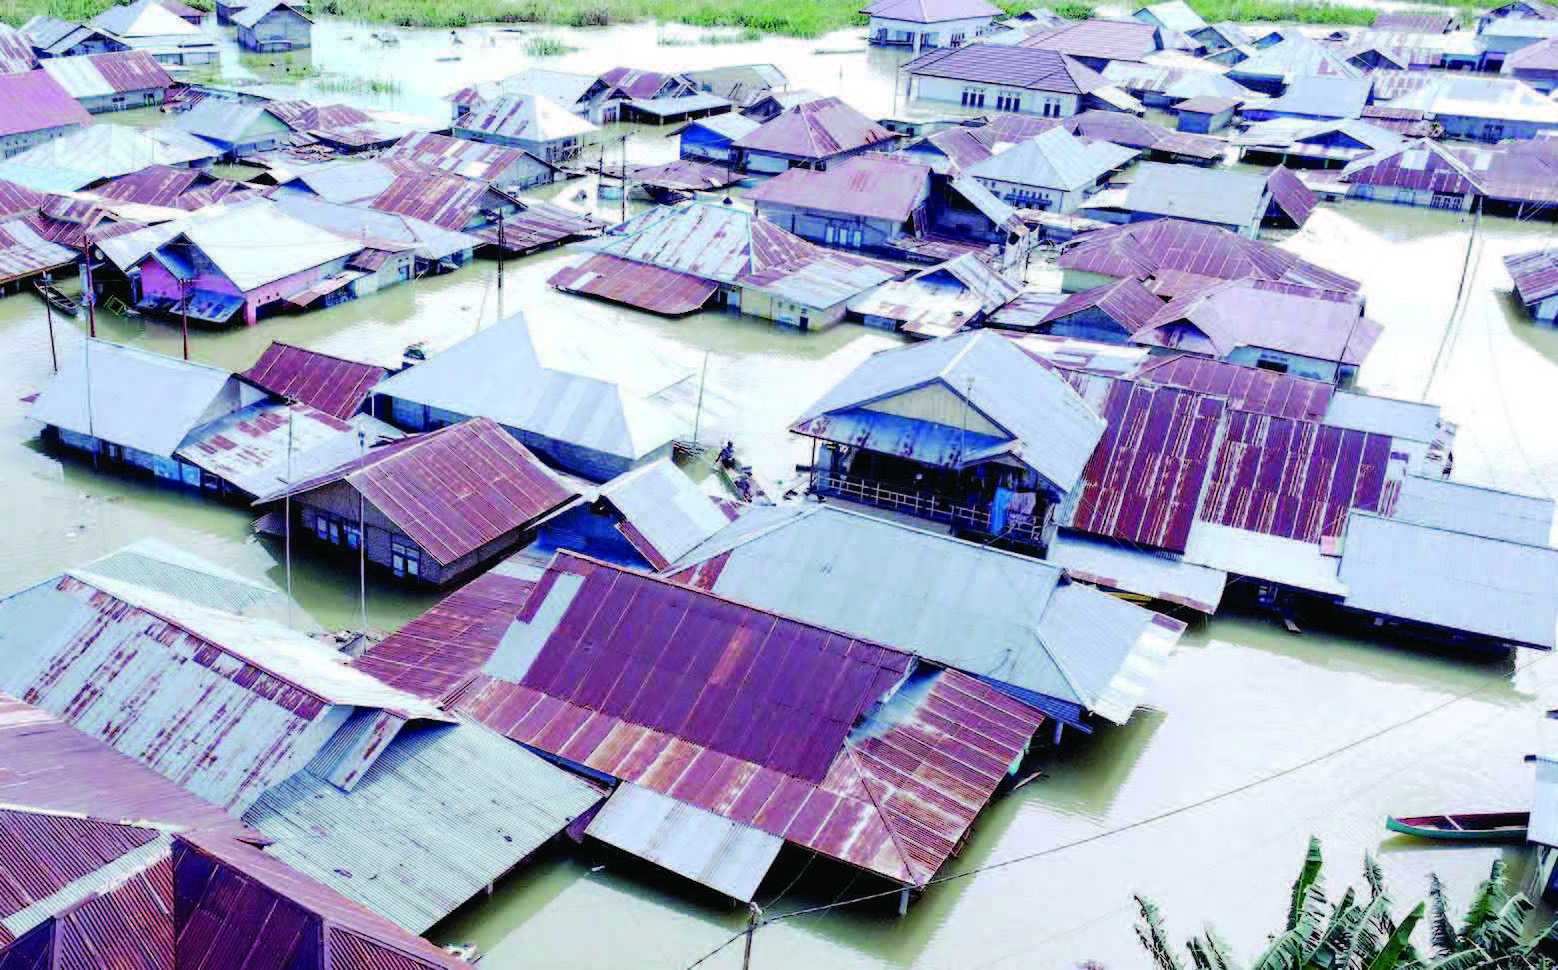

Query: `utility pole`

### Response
(741, 904, 761, 970)
(692, 349, 710, 444)
(357, 429, 368, 633)
(179, 274, 190, 361)
(41, 276, 57, 374)
(81, 240, 96, 339)
(620, 133, 628, 224)
(495, 207, 505, 293)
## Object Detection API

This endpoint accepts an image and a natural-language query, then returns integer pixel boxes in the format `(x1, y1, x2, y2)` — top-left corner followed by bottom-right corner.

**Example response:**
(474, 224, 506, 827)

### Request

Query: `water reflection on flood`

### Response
(2, 18, 1557, 968)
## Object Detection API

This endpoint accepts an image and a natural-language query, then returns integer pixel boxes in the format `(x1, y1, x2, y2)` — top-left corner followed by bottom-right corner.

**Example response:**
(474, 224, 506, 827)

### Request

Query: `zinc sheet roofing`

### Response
(1226, 35, 1361, 82)
(905, 42, 1109, 94)
(38, 50, 169, 98)
(381, 132, 528, 183)
(29, 338, 237, 457)
(1134, 277, 1376, 363)
(463, 552, 1046, 886)
(1340, 138, 1485, 195)
(243, 718, 601, 933)
(0, 124, 219, 192)
(176, 403, 397, 501)
(1134, 354, 1335, 420)
(240, 341, 386, 420)
(747, 153, 930, 221)
(1338, 511, 1558, 647)
(969, 126, 1137, 190)
(1068, 378, 1225, 553)
(0, 23, 38, 74)
(549, 252, 719, 315)
(0, 70, 89, 138)
(1103, 161, 1270, 232)
(1041, 275, 1164, 331)
(860, 0, 1001, 23)
(1059, 218, 1361, 293)
(792, 329, 1106, 493)
(170, 198, 360, 292)
(458, 92, 597, 142)
(1046, 529, 1227, 613)
(1390, 75, 1558, 125)
(733, 96, 896, 160)
(371, 313, 687, 463)
(0, 216, 75, 285)
(585, 782, 782, 901)
(1182, 519, 1346, 593)
(662, 504, 1183, 724)
(1258, 74, 1371, 119)
(1391, 474, 1553, 545)
(598, 459, 731, 569)
(1018, 17, 1162, 62)
(0, 810, 165, 944)
(276, 417, 575, 566)
(1506, 247, 1558, 304)
(354, 569, 538, 702)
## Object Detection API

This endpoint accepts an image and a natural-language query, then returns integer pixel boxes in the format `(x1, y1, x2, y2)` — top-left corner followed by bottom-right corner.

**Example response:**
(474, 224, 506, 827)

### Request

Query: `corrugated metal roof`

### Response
(456, 92, 597, 142)
(792, 329, 1105, 494)
(371, 313, 686, 465)
(597, 459, 730, 569)
(1323, 388, 1445, 443)
(1092, 160, 1268, 231)
(1182, 519, 1347, 593)
(597, 66, 690, 100)
(905, 43, 1108, 94)
(1339, 138, 1485, 195)
(1506, 248, 1558, 304)
(177, 402, 399, 501)
(1338, 511, 1558, 647)
(30, 339, 240, 457)
(1067, 378, 1225, 553)
(1066, 109, 1226, 161)
(1046, 529, 1226, 612)
(463, 553, 1046, 887)
(663, 503, 1183, 723)
(38, 50, 169, 98)
(1041, 276, 1163, 331)
(8, 845, 174, 964)
(93, 0, 201, 37)
(1059, 218, 1361, 294)
(749, 153, 929, 221)
(0, 215, 74, 285)
(174, 99, 287, 149)
(0, 810, 164, 941)
(1391, 474, 1554, 545)
(1227, 35, 1361, 83)
(1257, 74, 1371, 119)
(173, 831, 464, 969)
(353, 569, 537, 702)
(163, 197, 360, 292)
(0, 569, 447, 813)
(734, 96, 896, 160)
(1019, 17, 1161, 62)
(1133, 355, 1335, 420)
(970, 126, 1136, 191)
(0, 70, 88, 138)
(274, 417, 576, 567)
(0, 23, 38, 74)
(584, 783, 782, 901)
(0, 125, 219, 192)
(1506, 35, 1558, 70)
(1133, 277, 1377, 363)
(848, 254, 1021, 338)
(240, 342, 386, 421)
(232, 0, 311, 29)
(1136, 0, 1206, 33)
(448, 67, 596, 110)
(1390, 75, 1558, 125)
(1266, 165, 1317, 225)
(549, 251, 721, 315)
(861, 0, 1000, 23)
(243, 717, 600, 933)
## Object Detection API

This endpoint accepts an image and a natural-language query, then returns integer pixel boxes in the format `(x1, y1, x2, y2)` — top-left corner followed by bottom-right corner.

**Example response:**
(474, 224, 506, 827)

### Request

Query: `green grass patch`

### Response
(524, 33, 576, 52)
(314, 73, 403, 93)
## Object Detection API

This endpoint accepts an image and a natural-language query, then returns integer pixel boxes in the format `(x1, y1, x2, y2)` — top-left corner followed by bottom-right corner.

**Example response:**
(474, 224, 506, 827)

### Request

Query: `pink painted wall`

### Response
(136, 251, 350, 326)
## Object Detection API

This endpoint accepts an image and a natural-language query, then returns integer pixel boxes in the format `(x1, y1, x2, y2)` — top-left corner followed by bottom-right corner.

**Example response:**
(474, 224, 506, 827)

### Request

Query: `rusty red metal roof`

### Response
(733, 96, 897, 161)
(1040, 276, 1163, 332)
(279, 417, 576, 566)
(748, 153, 930, 221)
(0, 179, 43, 219)
(28, 852, 173, 967)
(597, 66, 684, 100)
(1199, 409, 1398, 543)
(366, 166, 488, 232)
(1340, 139, 1483, 195)
(1019, 17, 1160, 61)
(471, 201, 605, 255)
(240, 341, 386, 421)
(0, 809, 164, 943)
(0, 70, 90, 138)
(1132, 355, 1335, 420)
(548, 252, 719, 315)
(460, 552, 1044, 886)
(1069, 378, 1225, 553)
(1507, 248, 1558, 305)
(0, 23, 38, 74)
(354, 570, 536, 702)
(382, 132, 530, 184)
(905, 43, 1107, 95)
(1265, 165, 1317, 226)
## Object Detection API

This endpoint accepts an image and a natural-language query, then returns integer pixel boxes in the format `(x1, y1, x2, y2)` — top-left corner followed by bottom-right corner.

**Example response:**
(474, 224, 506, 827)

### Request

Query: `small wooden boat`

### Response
(1386, 812, 1530, 843)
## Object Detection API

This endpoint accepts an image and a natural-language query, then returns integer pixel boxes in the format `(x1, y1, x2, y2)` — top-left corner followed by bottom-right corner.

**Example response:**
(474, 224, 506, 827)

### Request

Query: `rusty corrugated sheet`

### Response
(733, 96, 897, 161)
(353, 571, 536, 702)
(240, 342, 386, 421)
(366, 167, 487, 232)
(1507, 248, 1558, 305)
(0, 70, 89, 138)
(275, 417, 577, 566)
(0, 180, 42, 219)
(382, 132, 527, 184)
(1132, 355, 1335, 421)
(471, 201, 604, 255)
(548, 252, 718, 315)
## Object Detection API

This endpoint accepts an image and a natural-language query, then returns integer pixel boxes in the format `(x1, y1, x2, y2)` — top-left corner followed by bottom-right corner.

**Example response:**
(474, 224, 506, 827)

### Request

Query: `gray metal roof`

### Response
(172, 198, 361, 291)
(598, 459, 730, 565)
(174, 98, 288, 148)
(1338, 510, 1558, 648)
(793, 329, 1105, 493)
(372, 313, 686, 464)
(1182, 520, 1347, 594)
(1392, 475, 1554, 546)
(967, 126, 1137, 191)
(1323, 389, 1444, 443)
(1259, 74, 1372, 119)
(30, 339, 243, 457)
(1046, 529, 1227, 613)
(584, 782, 781, 901)
(76, 538, 279, 615)
(1102, 161, 1269, 230)
(272, 193, 477, 262)
(663, 504, 1182, 723)
(1530, 759, 1558, 848)
(243, 716, 601, 932)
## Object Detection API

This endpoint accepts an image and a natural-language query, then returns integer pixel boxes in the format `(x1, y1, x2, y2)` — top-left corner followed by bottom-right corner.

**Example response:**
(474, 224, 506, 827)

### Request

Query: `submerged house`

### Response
(1234, 117, 1406, 167)
(1385, 75, 1558, 141)
(904, 43, 1133, 118)
(967, 126, 1137, 212)
(1079, 161, 1314, 235)
(0, 122, 218, 192)
(792, 329, 1106, 549)
(446, 67, 597, 124)
(536, 458, 734, 570)
(862, 0, 1002, 50)
(1242, 74, 1372, 122)
(732, 96, 897, 173)
(130, 198, 370, 325)
(1225, 35, 1360, 96)
(240, 340, 388, 419)
(579, 66, 700, 124)
(748, 153, 931, 252)
(0, 546, 603, 933)
(459, 550, 1050, 903)
(663, 503, 1183, 729)
(847, 252, 1021, 338)
(548, 201, 900, 328)
(451, 92, 598, 164)
(1017, 17, 1167, 70)
(20, 15, 126, 58)
(674, 112, 761, 164)
(266, 417, 577, 585)
(381, 131, 559, 190)
(1504, 36, 1558, 91)
(1506, 248, 1558, 321)
(233, 0, 311, 51)
(1034, 275, 1165, 341)
(174, 98, 293, 157)
(0, 70, 90, 159)
(89, 0, 218, 65)
(37, 49, 171, 112)
(369, 313, 686, 481)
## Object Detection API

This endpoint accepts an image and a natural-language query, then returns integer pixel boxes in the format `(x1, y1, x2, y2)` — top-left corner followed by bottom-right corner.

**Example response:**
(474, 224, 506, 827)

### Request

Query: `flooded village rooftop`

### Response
(5, 0, 1558, 967)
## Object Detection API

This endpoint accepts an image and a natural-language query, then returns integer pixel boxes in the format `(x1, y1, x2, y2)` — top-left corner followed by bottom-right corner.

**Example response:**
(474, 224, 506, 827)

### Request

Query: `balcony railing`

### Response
(811, 473, 1043, 545)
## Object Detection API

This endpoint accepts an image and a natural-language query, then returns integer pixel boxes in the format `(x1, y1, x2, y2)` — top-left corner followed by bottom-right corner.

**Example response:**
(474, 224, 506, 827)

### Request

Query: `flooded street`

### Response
(6, 16, 1558, 968)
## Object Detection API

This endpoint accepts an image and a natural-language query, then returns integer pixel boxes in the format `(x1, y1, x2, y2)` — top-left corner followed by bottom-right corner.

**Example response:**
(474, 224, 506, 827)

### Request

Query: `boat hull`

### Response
(1386, 812, 1530, 843)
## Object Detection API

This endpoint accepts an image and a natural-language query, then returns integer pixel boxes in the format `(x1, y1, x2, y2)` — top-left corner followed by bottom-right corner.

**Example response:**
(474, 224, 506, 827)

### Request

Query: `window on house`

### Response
(951, 32, 965, 45)
(391, 537, 421, 578)
(960, 86, 985, 108)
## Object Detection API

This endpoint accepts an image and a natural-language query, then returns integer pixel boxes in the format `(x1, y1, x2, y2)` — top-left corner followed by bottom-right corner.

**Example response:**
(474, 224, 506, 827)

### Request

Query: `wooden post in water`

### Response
(42, 283, 57, 374)
(741, 903, 761, 970)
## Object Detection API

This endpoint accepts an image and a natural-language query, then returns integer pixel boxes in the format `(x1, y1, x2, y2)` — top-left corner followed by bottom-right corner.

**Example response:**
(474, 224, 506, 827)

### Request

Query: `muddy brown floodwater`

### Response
(6, 16, 1558, 969)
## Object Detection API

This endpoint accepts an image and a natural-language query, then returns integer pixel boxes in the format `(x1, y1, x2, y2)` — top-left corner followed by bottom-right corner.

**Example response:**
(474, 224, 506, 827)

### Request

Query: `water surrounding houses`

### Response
(5, 4, 1558, 969)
